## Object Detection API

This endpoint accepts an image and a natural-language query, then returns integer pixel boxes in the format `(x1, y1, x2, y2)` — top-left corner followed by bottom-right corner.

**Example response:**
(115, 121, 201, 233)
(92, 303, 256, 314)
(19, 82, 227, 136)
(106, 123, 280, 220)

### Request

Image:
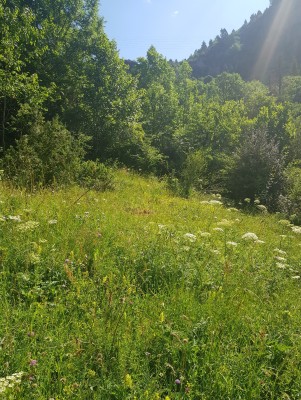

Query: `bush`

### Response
(225, 128, 285, 209)
(3, 116, 88, 190)
(279, 162, 301, 223)
(180, 150, 209, 197)
(76, 160, 114, 191)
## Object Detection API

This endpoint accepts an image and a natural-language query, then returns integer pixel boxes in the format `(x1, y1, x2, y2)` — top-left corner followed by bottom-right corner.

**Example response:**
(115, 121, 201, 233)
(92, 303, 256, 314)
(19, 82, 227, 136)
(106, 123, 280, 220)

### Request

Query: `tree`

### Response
(0, 2, 49, 150)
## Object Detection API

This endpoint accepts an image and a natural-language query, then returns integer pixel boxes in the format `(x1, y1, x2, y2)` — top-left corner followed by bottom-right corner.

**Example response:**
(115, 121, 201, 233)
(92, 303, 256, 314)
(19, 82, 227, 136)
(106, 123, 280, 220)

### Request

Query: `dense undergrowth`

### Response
(1, 170, 301, 399)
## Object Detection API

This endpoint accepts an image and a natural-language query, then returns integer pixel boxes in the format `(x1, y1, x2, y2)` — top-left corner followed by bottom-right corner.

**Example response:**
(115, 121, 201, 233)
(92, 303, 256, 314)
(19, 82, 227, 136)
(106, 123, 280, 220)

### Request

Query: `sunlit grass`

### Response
(1, 170, 301, 399)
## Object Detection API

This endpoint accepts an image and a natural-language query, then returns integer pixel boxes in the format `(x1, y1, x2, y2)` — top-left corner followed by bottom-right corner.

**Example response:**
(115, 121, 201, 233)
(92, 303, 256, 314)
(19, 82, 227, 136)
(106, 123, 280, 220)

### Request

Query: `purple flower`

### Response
(175, 379, 181, 385)
(29, 359, 38, 366)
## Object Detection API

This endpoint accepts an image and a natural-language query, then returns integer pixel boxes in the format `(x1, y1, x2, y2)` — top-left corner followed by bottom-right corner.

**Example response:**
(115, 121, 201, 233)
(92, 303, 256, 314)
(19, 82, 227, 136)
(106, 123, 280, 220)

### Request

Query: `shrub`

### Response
(280, 162, 301, 223)
(2, 115, 88, 190)
(180, 150, 208, 197)
(76, 160, 114, 191)
(225, 128, 285, 210)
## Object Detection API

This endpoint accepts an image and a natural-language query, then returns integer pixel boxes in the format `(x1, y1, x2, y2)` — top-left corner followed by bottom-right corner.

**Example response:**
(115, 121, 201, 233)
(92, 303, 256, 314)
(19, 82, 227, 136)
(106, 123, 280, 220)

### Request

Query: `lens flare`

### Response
(252, 0, 294, 80)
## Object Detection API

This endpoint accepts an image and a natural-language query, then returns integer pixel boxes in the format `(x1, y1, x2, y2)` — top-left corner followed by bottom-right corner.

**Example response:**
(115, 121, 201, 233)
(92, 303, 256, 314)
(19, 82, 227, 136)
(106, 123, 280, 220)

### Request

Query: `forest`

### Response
(1, 0, 301, 216)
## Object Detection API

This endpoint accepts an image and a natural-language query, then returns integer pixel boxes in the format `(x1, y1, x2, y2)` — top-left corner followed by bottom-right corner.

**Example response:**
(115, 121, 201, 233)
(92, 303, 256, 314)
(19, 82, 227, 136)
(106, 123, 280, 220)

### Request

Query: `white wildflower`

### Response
(158, 224, 167, 230)
(276, 262, 286, 269)
(292, 275, 300, 280)
(8, 215, 21, 222)
(217, 219, 233, 228)
(199, 232, 211, 238)
(227, 207, 239, 212)
(213, 227, 224, 232)
(256, 204, 268, 213)
(208, 200, 223, 205)
(17, 221, 39, 232)
(255, 240, 265, 244)
(292, 226, 301, 234)
(242, 232, 258, 241)
(0, 372, 24, 394)
(273, 248, 287, 255)
(48, 219, 57, 225)
(211, 249, 220, 255)
(254, 199, 261, 205)
(275, 256, 286, 262)
(184, 233, 197, 242)
(227, 241, 238, 247)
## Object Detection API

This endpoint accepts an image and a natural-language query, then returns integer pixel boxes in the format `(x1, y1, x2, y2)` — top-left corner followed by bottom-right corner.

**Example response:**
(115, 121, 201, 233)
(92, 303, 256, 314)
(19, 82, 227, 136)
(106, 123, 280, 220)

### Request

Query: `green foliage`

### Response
(75, 160, 114, 191)
(3, 116, 87, 189)
(225, 128, 285, 209)
(180, 150, 209, 197)
(281, 162, 301, 223)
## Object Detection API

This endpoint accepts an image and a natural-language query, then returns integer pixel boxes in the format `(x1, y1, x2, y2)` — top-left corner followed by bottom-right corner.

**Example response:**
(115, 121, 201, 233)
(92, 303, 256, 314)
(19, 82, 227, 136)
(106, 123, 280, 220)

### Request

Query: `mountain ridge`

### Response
(188, 0, 301, 82)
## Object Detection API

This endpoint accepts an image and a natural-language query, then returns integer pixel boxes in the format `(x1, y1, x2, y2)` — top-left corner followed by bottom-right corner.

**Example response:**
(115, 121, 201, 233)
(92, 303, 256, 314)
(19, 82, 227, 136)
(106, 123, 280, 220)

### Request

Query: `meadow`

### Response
(1, 170, 301, 399)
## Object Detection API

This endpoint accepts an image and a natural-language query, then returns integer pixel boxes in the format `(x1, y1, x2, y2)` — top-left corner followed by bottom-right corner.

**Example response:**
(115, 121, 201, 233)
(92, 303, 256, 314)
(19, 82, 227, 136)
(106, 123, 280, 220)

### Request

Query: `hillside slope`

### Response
(1, 171, 301, 398)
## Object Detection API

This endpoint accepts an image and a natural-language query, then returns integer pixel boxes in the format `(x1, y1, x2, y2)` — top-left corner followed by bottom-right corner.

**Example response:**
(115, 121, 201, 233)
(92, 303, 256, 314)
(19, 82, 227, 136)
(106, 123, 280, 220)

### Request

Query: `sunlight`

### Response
(252, 0, 294, 80)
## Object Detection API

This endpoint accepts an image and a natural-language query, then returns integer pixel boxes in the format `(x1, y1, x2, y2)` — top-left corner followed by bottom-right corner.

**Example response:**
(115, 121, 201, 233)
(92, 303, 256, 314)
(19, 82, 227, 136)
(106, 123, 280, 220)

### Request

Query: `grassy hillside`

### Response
(1, 170, 301, 399)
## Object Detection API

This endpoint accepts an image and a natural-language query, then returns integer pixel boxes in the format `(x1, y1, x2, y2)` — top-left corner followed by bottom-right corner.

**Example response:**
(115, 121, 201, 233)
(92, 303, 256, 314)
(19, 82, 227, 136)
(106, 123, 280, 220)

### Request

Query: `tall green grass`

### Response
(1, 170, 301, 399)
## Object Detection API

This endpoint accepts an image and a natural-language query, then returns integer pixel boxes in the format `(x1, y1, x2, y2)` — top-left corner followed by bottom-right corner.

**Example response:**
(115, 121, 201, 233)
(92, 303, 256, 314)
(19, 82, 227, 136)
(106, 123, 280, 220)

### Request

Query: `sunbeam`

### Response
(252, 0, 294, 80)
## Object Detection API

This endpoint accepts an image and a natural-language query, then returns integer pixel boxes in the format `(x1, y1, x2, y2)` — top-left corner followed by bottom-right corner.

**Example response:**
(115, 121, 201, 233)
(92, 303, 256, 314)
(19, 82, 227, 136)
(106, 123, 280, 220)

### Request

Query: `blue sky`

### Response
(100, 0, 270, 61)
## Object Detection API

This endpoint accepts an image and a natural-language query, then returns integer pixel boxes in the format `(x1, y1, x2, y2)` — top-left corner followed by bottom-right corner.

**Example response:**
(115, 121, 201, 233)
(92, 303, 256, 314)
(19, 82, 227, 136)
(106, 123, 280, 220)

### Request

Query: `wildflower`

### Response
(29, 359, 38, 366)
(275, 256, 286, 262)
(175, 379, 181, 385)
(255, 240, 265, 244)
(256, 204, 267, 213)
(292, 275, 300, 280)
(254, 199, 261, 205)
(276, 262, 286, 269)
(227, 241, 238, 247)
(227, 207, 239, 212)
(244, 198, 251, 204)
(292, 226, 301, 234)
(217, 219, 233, 228)
(208, 200, 223, 205)
(0, 372, 24, 394)
(184, 233, 197, 242)
(17, 221, 39, 232)
(199, 232, 211, 238)
(8, 215, 21, 222)
(273, 248, 287, 255)
(211, 249, 220, 255)
(48, 219, 57, 225)
(242, 232, 258, 241)
(213, 227, 224, 232)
